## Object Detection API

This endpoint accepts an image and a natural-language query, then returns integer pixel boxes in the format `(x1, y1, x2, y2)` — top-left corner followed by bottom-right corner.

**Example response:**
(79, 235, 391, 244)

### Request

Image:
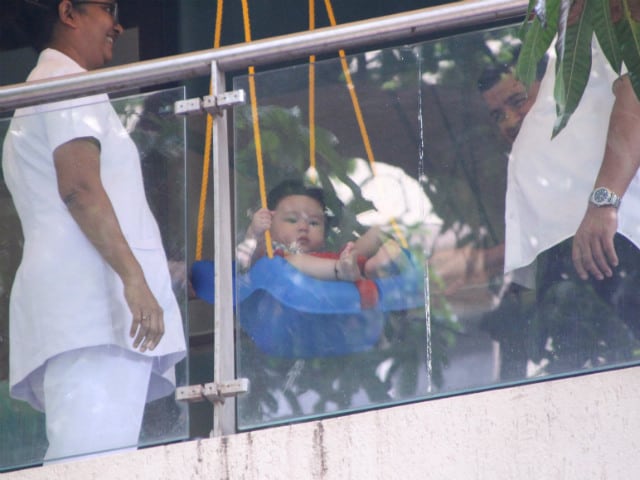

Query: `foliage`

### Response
(516, 0, 640, 136)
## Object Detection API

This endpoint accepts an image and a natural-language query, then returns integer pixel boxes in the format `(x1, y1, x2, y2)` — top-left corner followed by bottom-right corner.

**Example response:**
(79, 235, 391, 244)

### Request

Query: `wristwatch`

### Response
(589, 187, 621, 208)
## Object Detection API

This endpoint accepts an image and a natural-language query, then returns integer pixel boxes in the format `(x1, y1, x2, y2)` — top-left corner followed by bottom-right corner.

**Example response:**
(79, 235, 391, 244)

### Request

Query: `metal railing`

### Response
(0, 0, 527, 112)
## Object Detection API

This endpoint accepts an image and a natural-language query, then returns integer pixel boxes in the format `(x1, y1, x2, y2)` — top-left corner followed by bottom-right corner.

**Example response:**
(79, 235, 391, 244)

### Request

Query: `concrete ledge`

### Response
(5, 366, 640, 479)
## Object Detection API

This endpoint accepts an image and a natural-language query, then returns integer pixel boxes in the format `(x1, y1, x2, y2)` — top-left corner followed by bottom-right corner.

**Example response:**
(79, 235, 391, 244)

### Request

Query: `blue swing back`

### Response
(191, 253, 425, 358)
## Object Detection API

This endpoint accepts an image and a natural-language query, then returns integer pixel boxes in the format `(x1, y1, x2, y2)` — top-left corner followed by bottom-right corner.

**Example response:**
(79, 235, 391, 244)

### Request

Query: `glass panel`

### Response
(233, 46, 429, 429)
(232, 23, 640, 429)
(0, 87, 189, 470)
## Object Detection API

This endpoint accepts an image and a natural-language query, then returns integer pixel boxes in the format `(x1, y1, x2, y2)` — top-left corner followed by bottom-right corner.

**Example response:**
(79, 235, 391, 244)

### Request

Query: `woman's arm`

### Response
(54, 137, 163, 352)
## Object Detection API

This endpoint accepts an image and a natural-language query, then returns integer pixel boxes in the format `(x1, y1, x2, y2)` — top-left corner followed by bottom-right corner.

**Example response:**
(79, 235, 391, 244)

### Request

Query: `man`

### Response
(424, 53, 546, 381)
(504, 38, 640, 372)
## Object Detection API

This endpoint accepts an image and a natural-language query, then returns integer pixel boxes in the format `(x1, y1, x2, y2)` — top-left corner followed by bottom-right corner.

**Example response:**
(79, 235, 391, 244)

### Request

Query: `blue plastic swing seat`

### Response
(191, 253, 425, 358)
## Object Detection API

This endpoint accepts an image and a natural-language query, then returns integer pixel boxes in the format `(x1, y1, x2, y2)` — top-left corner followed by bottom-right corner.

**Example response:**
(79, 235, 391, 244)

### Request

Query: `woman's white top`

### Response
(504, 39, 640, 287)
(2, 49, 186, 409)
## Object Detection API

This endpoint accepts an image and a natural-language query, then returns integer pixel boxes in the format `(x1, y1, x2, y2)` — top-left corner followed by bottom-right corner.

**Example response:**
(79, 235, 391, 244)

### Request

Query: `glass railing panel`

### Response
(0, 86, 189, 470)
(232, 23, 640, 429)
(233, 46, 430, 429)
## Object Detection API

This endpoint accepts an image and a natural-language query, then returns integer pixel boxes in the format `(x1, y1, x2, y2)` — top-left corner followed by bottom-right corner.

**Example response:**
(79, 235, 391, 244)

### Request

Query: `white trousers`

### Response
(32, 345, 153, 463)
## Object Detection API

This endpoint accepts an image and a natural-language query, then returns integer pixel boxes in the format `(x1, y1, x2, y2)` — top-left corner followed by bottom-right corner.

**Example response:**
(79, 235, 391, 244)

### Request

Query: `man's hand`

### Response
(572, 205, 618, 280)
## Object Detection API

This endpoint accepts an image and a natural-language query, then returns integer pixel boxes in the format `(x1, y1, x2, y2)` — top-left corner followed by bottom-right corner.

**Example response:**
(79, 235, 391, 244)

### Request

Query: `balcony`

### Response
(1, 0, 639, 476)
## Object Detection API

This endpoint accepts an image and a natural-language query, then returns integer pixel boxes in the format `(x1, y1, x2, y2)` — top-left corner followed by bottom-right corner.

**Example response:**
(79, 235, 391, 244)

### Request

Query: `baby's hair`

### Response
(267, 179, 326, 212)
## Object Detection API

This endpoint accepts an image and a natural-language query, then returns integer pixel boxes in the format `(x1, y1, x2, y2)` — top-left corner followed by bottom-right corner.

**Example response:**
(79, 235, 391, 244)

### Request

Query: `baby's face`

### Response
(271, 195, 326, 253)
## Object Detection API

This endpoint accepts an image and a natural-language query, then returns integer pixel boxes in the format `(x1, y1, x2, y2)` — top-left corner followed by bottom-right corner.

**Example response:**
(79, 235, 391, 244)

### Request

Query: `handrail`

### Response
(0, 0, 527, 112)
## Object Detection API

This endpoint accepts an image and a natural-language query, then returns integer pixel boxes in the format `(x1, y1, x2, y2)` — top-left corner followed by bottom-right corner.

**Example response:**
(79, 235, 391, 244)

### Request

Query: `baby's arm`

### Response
(350, 226, 408, 279)
(246, 208, 272, 240)
(285, 242, 361, 281)
(352, 226, 386, 258)
(237, 208, 272, 269)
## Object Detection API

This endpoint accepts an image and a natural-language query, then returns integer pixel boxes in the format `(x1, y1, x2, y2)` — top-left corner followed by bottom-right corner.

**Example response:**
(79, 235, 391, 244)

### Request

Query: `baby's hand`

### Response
(336, 242, 361, 281)
(364, 239, 405, 279)
(247, 208, 272, 238)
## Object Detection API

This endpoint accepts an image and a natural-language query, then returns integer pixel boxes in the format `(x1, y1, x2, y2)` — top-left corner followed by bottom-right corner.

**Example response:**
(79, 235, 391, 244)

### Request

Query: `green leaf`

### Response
(518, 0, 541, 38)
(616, 1, 640, 100)
(552, 2, 594, 136)
(555, 0, 573, 63)
(516, 0, 560, 86)
(589, 0, 623, 73)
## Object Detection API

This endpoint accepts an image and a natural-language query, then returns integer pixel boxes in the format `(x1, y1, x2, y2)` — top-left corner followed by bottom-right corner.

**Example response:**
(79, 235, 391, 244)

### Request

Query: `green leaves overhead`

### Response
(616, 0, 640, 96)
(590, 0, 622, 71)
(516, 0, 558, 86)
(518, 0, 640, 135)
(553, 0, 593, 136)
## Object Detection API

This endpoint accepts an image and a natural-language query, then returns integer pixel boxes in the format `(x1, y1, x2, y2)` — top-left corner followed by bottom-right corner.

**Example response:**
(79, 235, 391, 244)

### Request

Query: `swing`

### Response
(190, 0, 426, 358)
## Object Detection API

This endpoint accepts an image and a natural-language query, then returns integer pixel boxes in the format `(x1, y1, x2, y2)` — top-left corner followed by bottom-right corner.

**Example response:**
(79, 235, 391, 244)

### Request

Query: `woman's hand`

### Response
(125, 276, 165, 353)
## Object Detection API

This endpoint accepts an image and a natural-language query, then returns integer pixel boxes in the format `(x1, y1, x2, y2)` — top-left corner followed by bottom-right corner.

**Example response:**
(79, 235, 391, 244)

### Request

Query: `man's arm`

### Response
(572, 75, 640, 280)
(429, 243, 504, 295)
(54, 137, 164, 352)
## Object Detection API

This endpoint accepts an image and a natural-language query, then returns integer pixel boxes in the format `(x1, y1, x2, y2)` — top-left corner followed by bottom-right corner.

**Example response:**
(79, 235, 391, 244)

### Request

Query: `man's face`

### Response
(482, 73, 540, 144)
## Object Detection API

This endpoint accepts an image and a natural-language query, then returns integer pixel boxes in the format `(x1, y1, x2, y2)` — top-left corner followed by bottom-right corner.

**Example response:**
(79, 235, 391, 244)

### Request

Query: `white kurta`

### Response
(2, 49, 186, 410)
(504, 39, 640, 287)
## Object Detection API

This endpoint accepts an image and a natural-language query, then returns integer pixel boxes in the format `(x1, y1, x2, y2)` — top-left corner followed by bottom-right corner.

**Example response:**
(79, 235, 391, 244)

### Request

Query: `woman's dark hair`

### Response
(267, 179, 326, 212)
(18, 0, 62, 52)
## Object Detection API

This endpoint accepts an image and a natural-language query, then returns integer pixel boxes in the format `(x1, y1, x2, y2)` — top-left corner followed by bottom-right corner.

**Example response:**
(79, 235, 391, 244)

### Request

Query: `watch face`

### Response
(593, 188, 609, 204)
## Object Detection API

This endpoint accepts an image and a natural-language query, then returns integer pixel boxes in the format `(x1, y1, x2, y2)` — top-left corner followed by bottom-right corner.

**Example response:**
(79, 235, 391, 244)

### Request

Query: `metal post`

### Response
(210, 60, 236, 436)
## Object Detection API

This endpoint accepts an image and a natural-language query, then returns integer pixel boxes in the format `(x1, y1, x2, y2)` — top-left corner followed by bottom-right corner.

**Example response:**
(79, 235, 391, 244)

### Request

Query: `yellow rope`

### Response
(195, 0, 225, 261)
(307, 0, 318, 185)
(241, 0, 273, 258)
(323, 0, 377, 177)
(323, 0, 408, 248)
(197, 0, 407, 259)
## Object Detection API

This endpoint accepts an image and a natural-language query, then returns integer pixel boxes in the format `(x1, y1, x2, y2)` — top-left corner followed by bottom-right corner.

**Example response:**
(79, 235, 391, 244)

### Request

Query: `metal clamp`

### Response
(176, 378, 250, 404)
(174, 89, 246, 116)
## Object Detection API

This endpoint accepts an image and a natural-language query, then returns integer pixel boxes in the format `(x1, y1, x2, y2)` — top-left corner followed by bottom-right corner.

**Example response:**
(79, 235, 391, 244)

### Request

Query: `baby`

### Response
(237, 180, 406, 307)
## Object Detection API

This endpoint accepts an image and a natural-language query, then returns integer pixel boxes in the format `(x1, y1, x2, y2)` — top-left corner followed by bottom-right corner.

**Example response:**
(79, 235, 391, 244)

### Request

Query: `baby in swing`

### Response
(236, 179, 407, 308)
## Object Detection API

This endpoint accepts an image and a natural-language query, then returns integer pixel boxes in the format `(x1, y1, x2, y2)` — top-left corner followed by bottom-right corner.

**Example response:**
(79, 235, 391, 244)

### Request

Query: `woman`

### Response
(2, 0, 186, 462)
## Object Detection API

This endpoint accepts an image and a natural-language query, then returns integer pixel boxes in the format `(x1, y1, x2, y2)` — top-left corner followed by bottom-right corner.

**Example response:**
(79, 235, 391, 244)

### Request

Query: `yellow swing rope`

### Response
(194, 0, 224, 262)
(196, 0, 408, 262)
(241, 0, 274, 258)
(322, 0, 409, 249)
(307, 0, 318, 185)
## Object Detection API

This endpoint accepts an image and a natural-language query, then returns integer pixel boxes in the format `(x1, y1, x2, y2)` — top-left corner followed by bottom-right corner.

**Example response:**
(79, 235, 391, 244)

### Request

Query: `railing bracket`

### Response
(176, 378, 250, 405)
(174, 89, 246, 116)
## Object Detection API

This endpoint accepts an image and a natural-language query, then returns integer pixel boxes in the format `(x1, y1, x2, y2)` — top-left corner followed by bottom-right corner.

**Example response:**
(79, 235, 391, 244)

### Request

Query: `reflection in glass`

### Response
(0, 87, 189, 470)
(233, 46, 434, 429)
(231, 23, 640, 430)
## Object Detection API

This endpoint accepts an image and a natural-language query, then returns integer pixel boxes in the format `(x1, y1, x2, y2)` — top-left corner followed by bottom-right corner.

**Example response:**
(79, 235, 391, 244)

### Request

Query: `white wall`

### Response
(5, 366, 640, 479)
